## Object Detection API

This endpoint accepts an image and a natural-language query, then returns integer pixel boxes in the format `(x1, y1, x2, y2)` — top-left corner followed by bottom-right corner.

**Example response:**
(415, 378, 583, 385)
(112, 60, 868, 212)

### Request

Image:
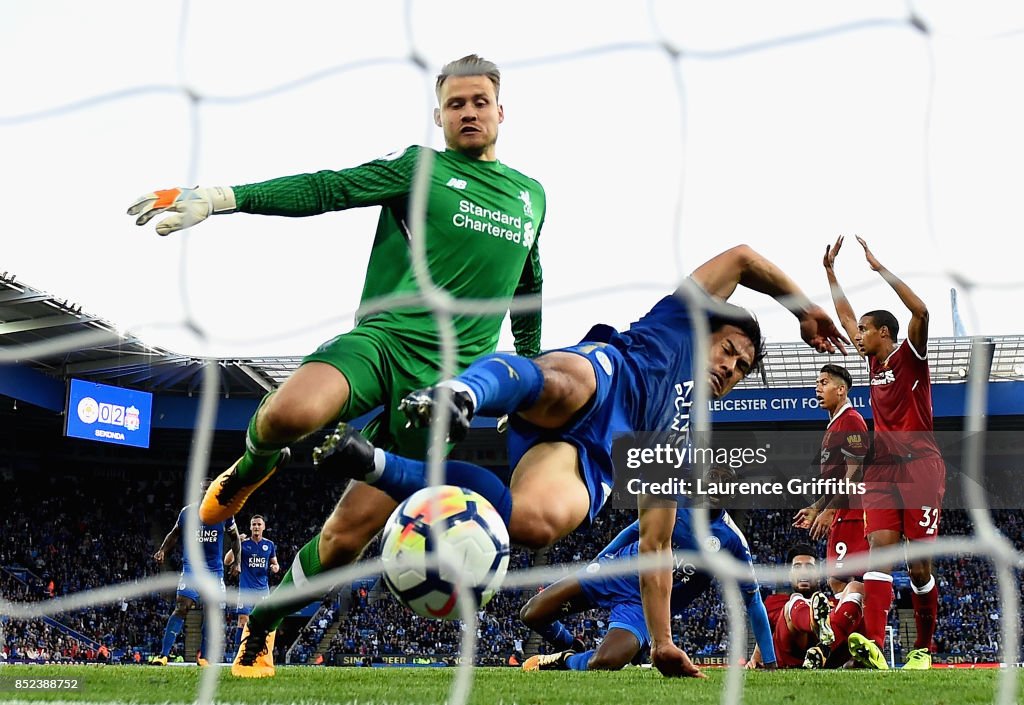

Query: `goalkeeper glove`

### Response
(127, 186, 237, 236)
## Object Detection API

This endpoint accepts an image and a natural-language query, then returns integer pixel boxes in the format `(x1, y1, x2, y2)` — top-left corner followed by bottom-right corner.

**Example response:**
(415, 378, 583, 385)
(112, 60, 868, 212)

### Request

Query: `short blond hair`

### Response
(436, 54, 501, 100)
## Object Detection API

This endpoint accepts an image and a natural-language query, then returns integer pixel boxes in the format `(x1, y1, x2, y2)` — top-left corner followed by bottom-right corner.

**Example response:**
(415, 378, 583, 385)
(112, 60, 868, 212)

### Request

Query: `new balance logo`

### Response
(446, 177, 468, 190)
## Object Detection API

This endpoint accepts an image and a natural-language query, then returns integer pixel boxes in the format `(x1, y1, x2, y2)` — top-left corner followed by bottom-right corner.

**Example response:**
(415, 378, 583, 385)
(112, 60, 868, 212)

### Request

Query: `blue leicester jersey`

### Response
(174, 504, 234, 575)
(580, 508, 758, 612)
(606, 290, 703, 434)
(239, 538, 276, 591)
(667, 508, 758, 609)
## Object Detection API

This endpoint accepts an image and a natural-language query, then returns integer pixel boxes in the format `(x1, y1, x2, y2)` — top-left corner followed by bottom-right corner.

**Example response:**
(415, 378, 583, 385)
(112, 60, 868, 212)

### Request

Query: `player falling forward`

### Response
(129, 55, 546, 677)
(824, 235, 944, 670)
(746, 545, 865, 670)
(519, 478, 777, 672)
(793, 363, 870, 596)
(223, 515, 279, 652)
(315, 243, 847, 677)
(150, 486, 240, 666)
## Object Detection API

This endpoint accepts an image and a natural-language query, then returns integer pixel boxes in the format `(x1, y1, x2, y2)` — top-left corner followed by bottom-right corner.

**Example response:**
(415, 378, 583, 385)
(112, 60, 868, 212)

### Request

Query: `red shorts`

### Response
(827, 516, 870, 580)
(772, 594, 812, 668)
(862, 455, 946, 540)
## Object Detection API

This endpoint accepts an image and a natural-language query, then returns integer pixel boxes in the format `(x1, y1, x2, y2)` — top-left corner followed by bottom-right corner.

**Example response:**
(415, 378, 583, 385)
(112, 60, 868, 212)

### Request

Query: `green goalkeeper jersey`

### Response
(232, 146, 545, 362)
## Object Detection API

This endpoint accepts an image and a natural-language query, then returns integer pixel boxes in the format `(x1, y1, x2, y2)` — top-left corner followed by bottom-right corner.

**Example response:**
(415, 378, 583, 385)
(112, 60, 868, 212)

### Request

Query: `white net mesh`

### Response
(2, 1, 1024, 703)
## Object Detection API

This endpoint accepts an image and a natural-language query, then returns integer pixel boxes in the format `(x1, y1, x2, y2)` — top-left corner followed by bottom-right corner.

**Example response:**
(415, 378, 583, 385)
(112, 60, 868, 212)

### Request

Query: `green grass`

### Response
(0, 664, 1018, 705)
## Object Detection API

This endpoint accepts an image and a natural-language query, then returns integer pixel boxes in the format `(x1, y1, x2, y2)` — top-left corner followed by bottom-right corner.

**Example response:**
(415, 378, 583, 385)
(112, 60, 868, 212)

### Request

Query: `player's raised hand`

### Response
(651, 642, 706, 678)
(855, 236, 884, 271)
(127, 186, 236, 236)
(793, 506, 818, 529)
(798, 304, 849, 355)
(823, 235, 844, 271)
(153, 549, 165, 565)
(809, 508, 835, 541)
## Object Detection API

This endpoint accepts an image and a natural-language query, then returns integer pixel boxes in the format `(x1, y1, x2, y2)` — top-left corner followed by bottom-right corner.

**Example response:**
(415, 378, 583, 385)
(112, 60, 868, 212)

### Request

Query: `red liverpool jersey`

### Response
(820, 403, 869, 519)
(764, 593, 791, 632)
(867, 340, 940, 459)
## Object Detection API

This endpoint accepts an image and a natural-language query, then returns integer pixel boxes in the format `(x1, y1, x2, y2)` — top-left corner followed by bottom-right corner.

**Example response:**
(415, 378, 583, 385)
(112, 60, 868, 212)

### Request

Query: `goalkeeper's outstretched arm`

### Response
(128, 187, 237, 237)
(128, 149, 419, 236)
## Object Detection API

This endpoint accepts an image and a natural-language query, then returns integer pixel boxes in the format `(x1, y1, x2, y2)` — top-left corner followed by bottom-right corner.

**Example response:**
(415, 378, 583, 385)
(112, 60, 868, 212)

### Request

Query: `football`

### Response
(379, 485, 510, 620)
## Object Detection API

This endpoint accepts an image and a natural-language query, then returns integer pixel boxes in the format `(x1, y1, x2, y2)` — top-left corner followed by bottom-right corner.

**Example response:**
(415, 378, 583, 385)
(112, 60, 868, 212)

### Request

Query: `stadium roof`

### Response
(0, 274, 278, 398)
(735, 336, 1024, 390)
(2, 274, 1023, 398)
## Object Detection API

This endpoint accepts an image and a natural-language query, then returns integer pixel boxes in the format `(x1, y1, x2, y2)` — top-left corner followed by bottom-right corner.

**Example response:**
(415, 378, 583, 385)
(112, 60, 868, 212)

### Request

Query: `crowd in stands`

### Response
(3, 465, 1024, 666)
(1, 470, 176, 662)
(288, 598, 338, 664)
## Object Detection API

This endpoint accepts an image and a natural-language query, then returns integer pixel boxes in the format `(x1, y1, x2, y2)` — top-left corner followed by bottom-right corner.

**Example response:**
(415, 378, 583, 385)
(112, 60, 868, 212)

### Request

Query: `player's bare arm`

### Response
(746, 644, 763, 669)
(823, 455, 864, 513)
(637, 497, 705, 678)
(793, 492, 833, 527)
(798, 452, 863, 540)
(745, 643, 776, 670)
(856, 236, 930, 353)
(809, 509, 836, 542)
(270, 556, 280, 574)
(823, 235, 863, 353)
(792, 505, 819, 530)
(153, 525, 181, 564)
(229, 524, 243, 577)
(690, 244, 848, 354)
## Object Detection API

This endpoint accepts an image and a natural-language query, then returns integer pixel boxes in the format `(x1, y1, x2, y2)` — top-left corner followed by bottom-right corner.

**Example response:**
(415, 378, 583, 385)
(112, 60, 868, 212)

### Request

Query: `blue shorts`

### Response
(608, 601, 650, 648)
(507, 341, 637, 524)
(177, 573, 226, 608)
(577, 544, 649, 648)
(235, 588, 270, 615)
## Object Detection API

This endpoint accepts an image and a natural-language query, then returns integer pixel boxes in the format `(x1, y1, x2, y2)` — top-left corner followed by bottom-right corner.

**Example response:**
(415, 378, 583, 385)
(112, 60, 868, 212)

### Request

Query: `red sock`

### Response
(831, 598, 863, 646)
(863, 572, 894, 649)
(911, 578, 939, 650)
(789, 598, 813, 634)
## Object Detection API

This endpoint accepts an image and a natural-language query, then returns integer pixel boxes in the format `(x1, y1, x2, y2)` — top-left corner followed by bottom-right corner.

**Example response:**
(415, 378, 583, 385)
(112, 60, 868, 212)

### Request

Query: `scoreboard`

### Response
(64, 378, 153, 448)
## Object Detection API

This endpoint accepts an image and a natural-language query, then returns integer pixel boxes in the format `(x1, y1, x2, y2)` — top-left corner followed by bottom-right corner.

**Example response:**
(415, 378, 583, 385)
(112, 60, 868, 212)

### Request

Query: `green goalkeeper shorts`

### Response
(302, 324, 452, 460)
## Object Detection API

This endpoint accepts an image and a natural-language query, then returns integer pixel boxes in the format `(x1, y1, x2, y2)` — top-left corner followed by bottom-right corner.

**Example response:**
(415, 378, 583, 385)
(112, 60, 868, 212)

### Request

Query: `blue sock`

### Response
(160, 614, 184, 657)
(443, 461, 513, 526)
(372, 456, 513, 527)
(538, 620, 575, 650)
(234, 626, 244, 651)
(456, 353, 544, 416)
(566, 650, 593, 671)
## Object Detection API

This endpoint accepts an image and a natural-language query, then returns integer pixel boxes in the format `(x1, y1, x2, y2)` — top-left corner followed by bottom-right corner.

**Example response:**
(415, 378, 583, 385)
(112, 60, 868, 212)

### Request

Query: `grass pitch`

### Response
(0, 664, 1017, 705)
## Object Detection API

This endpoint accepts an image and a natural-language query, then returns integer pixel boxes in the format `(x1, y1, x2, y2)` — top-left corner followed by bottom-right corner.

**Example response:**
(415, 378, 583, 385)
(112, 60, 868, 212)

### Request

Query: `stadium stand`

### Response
(4, 443, 1021, 667)
(2, 289, 1023, 666)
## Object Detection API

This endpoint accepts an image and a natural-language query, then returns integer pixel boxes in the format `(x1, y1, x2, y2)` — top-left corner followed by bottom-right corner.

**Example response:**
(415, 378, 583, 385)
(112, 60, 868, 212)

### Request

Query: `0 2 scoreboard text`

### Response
(64, 378, 153, 449)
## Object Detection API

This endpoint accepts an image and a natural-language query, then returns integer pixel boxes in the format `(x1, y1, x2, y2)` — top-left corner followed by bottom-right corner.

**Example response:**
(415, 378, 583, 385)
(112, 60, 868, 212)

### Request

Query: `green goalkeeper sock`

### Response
(251, 534, 324, 632)
(235, 396, 286, 482)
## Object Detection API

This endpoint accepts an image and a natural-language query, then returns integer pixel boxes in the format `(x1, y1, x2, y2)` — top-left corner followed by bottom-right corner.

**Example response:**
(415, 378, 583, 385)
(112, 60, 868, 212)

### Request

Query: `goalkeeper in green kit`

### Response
(127, 55, 545, 677)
